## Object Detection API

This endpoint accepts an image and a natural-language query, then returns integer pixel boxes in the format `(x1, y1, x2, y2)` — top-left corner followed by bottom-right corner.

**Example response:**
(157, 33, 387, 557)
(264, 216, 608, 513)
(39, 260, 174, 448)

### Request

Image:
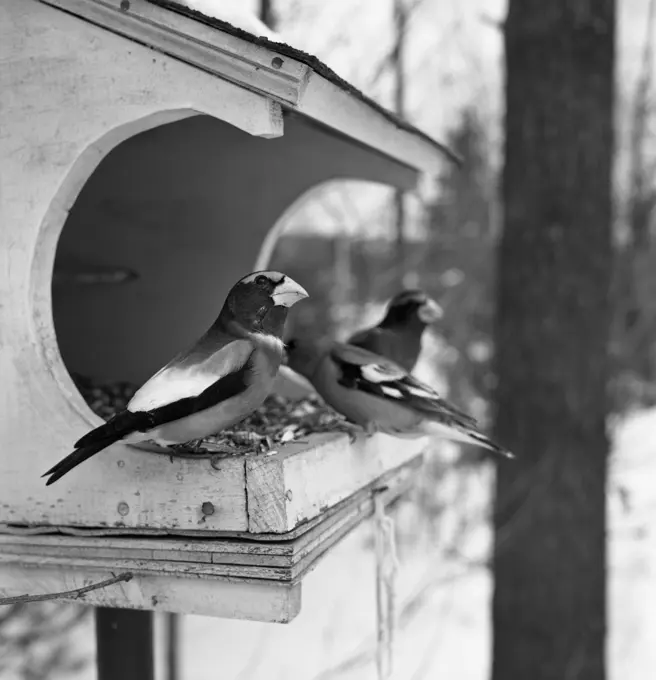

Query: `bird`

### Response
(285, 337, 512, 458)
(43, 271, 309, 485)
(347, 289, 443, 373)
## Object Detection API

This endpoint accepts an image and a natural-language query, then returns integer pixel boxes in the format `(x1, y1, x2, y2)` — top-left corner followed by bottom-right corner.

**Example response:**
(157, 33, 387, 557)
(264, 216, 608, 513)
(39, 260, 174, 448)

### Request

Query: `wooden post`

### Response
(165, 612, 180, 680)
(96, 608, 155, 680)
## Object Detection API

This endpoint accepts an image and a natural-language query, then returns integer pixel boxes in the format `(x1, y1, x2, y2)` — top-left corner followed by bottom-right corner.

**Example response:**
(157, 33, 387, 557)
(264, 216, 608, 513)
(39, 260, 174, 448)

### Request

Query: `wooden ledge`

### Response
(0, 456, 421, 621)
(21, 431, 427, 535)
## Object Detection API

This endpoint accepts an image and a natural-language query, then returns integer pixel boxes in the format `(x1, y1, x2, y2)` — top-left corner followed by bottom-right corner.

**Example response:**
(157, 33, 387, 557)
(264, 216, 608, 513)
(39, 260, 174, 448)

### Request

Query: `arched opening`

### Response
(46, 110, 420, 417)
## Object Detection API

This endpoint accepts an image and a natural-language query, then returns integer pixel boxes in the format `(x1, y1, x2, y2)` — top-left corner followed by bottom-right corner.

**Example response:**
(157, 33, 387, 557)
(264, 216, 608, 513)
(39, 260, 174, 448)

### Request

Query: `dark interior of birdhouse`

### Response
(51, 110, 416, 446)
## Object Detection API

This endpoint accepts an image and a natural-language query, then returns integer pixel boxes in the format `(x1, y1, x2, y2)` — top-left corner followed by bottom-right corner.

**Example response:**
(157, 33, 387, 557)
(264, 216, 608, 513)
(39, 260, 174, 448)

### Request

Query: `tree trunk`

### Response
(392, 0, 407, 281)
(258, 0, 277, 31)
(492, 2, 615, 680)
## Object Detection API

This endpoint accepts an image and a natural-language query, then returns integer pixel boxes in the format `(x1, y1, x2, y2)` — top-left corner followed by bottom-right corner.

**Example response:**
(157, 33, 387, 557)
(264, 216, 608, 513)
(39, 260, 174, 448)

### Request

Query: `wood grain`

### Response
(246, 432, 427, 533)
(0, 562, 301, 622)
(0, 457, 420, 619)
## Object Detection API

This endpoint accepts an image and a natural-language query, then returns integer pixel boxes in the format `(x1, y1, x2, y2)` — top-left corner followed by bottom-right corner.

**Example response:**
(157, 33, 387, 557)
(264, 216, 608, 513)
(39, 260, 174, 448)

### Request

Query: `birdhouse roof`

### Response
(41, 0, 457, 176)
(149, 0, 457, 164)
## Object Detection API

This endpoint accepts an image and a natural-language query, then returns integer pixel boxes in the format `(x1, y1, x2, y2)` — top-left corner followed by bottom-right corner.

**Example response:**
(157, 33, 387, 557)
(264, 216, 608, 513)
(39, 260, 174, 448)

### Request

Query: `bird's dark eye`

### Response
(286, 339, 297, 351)
(255, 275, 269, 286)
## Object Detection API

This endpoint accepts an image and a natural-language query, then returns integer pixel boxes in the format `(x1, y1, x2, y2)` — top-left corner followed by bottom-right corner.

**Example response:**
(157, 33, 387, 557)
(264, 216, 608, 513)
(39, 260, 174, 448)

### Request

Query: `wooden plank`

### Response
(0, 553, 291, 582)
(0, 539, 293, 569)
(40, 0, 453, 176)
(0, 453, 422, 542)
(0, 563, 301, 622)
(246, 432, 427, 532)
(3, 433, 423, 537)
(21, 451, 250, 532)
(0, 455, 418, 582)
(96, 608, 155, 680)
(0, 458, 419, 619)
(39, 0, 310, 106)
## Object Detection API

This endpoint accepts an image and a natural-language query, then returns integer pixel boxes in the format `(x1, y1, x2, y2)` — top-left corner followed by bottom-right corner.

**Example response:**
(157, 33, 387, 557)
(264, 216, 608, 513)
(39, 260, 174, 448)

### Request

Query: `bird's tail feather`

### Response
(422, 420, 514, 459)
(44, 410, 152, 485)
(74, 410, 150, 448)
(43, 437, 117, 486)
(466, 431, 514, 459)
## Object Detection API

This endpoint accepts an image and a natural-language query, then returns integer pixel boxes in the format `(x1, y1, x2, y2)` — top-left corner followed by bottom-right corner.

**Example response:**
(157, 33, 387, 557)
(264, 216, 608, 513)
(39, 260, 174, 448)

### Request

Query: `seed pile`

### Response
(72, 374, 359, 455)
(72, 373, 136, 419)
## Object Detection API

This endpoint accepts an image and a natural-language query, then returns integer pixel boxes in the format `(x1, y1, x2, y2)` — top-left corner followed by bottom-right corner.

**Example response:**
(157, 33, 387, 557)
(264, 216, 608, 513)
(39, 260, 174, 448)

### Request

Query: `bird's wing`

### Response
(127, 337, 255, 413)
(349, 326, 395, 357)
(347, 326, 381, 348)
(74, 339, 257, 449)
(330, 343, 479, 428)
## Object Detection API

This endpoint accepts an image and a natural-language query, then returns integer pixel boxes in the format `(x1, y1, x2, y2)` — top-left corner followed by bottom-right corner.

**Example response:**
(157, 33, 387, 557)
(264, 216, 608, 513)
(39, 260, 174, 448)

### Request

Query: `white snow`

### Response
(175, 0, 280, 41)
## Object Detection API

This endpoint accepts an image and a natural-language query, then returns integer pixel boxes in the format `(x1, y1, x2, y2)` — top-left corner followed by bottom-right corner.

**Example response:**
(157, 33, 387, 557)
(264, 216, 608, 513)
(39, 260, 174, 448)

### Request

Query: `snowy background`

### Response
(3, 1, 656, 678)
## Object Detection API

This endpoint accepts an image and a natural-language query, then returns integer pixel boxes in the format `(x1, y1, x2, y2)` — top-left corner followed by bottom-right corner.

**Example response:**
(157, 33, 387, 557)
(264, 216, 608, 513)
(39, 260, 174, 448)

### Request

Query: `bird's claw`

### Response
(364, 422, 378, 438)
(170, 439, 205, 457)
(339, 421, 367, 444)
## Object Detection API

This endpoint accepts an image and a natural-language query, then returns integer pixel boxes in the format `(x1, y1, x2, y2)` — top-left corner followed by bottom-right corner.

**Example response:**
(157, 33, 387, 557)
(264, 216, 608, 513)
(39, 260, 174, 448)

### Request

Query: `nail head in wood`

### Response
(201, 501, 215, 516)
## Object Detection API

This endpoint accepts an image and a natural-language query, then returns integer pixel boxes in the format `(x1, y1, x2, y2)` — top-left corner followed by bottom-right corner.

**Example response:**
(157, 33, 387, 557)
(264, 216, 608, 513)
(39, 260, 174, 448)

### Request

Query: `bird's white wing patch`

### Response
(380, 386, 404, 398)
(361, 363, 403, 384)
(405, 384, 439, 400)
(128, 339, 253, 412)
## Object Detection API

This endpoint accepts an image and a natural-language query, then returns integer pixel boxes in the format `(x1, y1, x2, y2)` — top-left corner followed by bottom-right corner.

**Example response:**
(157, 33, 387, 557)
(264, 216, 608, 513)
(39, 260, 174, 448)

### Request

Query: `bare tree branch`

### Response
(627, 0, 656, 249)
(0, 572, 133, 606)
(369, 0, 427, 87)
(479, 13, 504, 32)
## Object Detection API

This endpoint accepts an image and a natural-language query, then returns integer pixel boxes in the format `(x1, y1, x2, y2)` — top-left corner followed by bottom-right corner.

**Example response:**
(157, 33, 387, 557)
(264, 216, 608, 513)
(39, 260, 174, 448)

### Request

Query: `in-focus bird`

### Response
(285, 337, 512, 458)
(43, 271, 309, 485)
(348, 289, 443, 373)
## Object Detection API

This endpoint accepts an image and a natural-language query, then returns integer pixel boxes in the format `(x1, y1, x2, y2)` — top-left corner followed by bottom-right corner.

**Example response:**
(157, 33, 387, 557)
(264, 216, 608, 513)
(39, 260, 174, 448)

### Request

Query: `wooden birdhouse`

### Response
(0, 0, 454, 622)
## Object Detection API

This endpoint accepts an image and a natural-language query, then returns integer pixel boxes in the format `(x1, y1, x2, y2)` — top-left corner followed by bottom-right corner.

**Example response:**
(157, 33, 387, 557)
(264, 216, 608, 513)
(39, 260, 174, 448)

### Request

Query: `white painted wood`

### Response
(246, 433, 427, 533)
(0, 0, 437, 548)
(0, 0, 448, 623)
(298, 74, 454, 176)
(1, 0, 281, 531)
(40, 0, 454, 174)
(39, 0, 311, 107)
(0, 458, 419, 618)
(0, 0, 425, 534)
(0, 562, 301, 622)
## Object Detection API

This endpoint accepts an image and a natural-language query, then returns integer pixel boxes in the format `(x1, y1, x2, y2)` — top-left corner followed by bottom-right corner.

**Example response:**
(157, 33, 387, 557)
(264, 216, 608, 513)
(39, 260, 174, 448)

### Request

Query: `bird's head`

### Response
(222, 271, 309, 337)
(381, 289, 443, 328)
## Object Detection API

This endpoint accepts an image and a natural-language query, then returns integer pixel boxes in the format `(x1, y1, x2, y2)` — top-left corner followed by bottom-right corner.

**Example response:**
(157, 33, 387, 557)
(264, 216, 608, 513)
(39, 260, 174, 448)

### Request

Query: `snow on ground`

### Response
(58, 406, 656, 680)
(176, 407, 656, 680)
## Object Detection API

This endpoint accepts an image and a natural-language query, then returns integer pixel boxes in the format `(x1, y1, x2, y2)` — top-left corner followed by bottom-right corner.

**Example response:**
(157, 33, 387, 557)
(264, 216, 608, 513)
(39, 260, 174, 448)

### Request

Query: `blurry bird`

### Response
(347, 289, 443, 372)
(285, 337, 512, 458)
(43, 271, 308, 485)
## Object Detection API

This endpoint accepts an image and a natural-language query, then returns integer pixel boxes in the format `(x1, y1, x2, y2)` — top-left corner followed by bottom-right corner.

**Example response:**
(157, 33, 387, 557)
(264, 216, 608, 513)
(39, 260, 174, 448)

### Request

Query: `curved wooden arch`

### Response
(31, 109, 203, 427)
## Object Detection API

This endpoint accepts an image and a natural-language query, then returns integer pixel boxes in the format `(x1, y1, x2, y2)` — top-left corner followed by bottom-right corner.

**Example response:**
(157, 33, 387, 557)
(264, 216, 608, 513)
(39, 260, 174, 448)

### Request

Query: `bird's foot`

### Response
(364, 422, 378, 438)
(337, 420, 366, 444)
(170, 439, 206, 457)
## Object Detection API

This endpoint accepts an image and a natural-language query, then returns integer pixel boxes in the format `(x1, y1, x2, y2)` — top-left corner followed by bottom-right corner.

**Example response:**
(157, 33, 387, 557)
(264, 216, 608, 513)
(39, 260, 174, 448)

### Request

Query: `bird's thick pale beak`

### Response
(272, 277, 309, 308)
(418, 298, 443, 324)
